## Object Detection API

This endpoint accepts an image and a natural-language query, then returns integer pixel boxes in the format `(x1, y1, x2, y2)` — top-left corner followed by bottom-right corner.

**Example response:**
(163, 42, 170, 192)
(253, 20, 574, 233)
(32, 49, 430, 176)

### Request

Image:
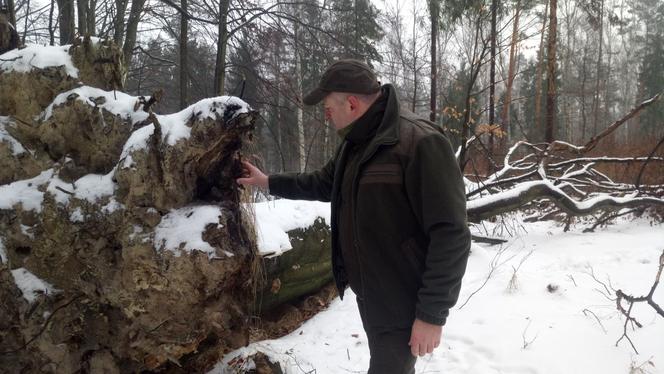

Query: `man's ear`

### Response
(348, 95, 360, 111)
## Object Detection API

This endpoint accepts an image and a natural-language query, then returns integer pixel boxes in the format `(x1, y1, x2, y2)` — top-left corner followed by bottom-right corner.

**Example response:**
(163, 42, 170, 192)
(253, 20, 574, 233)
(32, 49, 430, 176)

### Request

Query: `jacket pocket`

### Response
(359, 163, 402, 185)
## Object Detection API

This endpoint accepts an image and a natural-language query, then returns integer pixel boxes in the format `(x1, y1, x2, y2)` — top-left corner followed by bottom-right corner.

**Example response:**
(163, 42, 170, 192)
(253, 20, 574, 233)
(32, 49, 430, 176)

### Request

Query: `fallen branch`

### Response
(466, 181, 664, 223)
(614, 250, 664, 354)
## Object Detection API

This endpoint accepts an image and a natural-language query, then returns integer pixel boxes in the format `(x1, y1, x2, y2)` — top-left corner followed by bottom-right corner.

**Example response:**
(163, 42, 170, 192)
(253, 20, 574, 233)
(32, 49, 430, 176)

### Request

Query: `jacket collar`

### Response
(366, 83, 400, 147)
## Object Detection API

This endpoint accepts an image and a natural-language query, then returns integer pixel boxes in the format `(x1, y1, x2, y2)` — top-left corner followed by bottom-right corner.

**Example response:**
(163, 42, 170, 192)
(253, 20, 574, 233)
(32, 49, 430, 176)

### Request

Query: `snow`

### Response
(212, 211, 664, 374)
(73, 170, 116, 202)
(10, 268, 58, 303)
(154, 205, 226, 257)
(69, 207, 84, 222)
(42, 86, 150, 123)
(0, 237, 7, 263)
(119, 96, 251, 163)
(0, 44, 78, 77)
(0, 116, 26, 155)
(0, 169, 54, 212)
(253, 200, 331, 256)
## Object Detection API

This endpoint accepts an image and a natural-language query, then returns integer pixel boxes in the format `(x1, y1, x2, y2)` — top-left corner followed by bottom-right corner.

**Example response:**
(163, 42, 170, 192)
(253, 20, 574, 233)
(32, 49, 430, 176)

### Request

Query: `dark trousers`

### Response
(357, 297, 417, 374)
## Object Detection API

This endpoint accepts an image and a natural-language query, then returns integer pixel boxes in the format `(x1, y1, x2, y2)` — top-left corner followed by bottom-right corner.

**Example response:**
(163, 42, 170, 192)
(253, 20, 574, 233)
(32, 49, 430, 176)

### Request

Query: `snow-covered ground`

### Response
(213, 204, 664, 374)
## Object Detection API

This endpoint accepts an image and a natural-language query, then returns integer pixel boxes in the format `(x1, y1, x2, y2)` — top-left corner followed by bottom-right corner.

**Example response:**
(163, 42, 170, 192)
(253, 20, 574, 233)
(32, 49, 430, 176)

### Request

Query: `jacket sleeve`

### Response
(267, 156, 335, 202)
(404, 132, 471, 326)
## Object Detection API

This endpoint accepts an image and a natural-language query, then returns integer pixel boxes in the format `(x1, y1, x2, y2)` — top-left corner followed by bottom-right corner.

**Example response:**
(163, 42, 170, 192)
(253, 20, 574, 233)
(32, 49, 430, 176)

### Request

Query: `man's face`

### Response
(323, 93, 355, 130)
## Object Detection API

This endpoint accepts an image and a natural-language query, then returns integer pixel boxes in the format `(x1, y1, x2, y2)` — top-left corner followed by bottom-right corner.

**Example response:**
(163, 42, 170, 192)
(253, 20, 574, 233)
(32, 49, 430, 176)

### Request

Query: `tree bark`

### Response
(591, 0, 604, 137)
(429, 0, 439, 123)
(48, 0, 55, 45)
(76, 0, 88, 36)
(112, 0, 128, 44)
(56, 0, 76, 44)
(534, 0, 549, 140)
(6, 0, 16, 25)
(87, 0, 96, 35)
(214, 0, 230, 95)
(179, 0, 188, 109)
(489, 0, 497, 155)
(501, 0, 520, 143)
(121, 0, 146, 67)
(545, 0, 558, 143)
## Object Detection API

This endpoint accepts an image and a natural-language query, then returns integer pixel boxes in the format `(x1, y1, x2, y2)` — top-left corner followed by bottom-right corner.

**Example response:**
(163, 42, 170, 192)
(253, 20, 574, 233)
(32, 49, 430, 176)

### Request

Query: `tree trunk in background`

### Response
(179, 0, 188, 109)
(112, 0, 128, 44)
(580, 45, 588, 141)
(214, 0, 230, 95)
(295, 22, 305, 172)
(488, 0, 497, 159)
(76, 0, 88, 36)
(6, 0, 16, 25)
(121, 0, 146, 67)
(591, 0, 604, 137)
(502, 0, 520, 144)
(545, 0, 558, 143)
(87, 0, 96, 35)
(534, 0, 549, 140)
(48, 0, 55, 45)
(411, 8, 418, 113)
(429, 0, 439, 123)
(56, 0, 75, 44)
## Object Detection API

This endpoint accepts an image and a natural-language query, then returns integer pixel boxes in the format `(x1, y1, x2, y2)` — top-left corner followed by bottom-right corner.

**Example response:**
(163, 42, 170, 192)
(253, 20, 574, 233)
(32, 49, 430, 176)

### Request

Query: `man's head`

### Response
(304, 59, 381, 130)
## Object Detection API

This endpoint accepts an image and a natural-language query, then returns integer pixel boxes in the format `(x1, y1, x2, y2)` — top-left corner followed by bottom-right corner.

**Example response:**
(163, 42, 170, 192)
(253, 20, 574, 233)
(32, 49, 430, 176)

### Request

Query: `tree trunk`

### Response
(429, 0, 439, 123)
(412, 8, 418, 113)
(534, 0, 549, 140)
(580, 45, 588, 142)
(112, 0, 128, 44)
(56, 0, 76, 44)
(591, 0, 604, 137)
(48, 0, 55, 45)
(87, 0, 96, 35)
(6, 0, 16, 25)
(489, 0, 497, 155)
(501, 0, 520, 144)
(214, 0, 230, 95)
(76, 0, 88, 36)
(545, 0, 558, 143)
(121, 0, 146, 67)
(294, 15, 305, 172)
(179, 0, 188, 110)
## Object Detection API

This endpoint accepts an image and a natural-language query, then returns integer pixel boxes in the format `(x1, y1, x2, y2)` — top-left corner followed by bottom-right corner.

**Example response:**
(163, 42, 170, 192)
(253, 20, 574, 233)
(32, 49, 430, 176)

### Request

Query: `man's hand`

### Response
(237, 161, 269, 189)
(408, 318, 442, 357)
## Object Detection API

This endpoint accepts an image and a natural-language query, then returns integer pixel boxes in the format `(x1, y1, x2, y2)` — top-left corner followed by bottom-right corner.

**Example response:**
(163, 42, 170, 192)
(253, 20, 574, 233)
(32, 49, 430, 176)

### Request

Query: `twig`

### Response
(521, 319, 538, 349)
(0, 294, 83, 355)
(582, 308, 607, 334)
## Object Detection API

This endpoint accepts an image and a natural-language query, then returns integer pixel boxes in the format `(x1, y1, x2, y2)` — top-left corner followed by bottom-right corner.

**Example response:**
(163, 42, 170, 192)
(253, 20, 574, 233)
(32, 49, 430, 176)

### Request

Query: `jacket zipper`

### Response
(350, 139, 398, 311)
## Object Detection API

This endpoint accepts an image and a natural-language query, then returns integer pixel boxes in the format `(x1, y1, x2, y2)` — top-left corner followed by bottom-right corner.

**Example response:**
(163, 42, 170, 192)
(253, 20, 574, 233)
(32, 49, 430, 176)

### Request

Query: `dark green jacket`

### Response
(269, 84, 470, 329)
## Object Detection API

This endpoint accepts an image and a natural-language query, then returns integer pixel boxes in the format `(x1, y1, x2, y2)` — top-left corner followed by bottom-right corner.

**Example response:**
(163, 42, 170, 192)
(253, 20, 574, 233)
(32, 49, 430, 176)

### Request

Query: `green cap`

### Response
(303, 59, 381, 105)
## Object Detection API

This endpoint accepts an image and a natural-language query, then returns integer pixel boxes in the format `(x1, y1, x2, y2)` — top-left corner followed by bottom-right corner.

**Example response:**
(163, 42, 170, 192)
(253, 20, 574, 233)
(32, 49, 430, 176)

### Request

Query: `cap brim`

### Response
(303, 88, 328, 105)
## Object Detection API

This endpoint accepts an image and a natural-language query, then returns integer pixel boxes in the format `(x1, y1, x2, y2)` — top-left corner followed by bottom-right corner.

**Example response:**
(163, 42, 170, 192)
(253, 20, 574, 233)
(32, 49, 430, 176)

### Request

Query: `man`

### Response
(237, 59, 470, 374)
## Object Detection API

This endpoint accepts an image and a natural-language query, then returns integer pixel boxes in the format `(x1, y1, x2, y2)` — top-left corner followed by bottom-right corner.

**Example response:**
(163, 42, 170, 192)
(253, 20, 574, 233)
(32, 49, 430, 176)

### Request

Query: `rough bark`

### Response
(429, 0, 438, 123)
(214, 0, 230, 95)
(56, 0, 76, 44)
(0, 39, 266, 373)
(179, 0, 188, 109)
(545, 0, 558, 142)
(122, 0, 146, 67)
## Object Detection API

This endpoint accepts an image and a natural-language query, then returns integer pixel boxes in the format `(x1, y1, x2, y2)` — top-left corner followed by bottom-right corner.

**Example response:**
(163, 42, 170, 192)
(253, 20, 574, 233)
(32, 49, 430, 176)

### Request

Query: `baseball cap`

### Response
(303, 59, 381, 105)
